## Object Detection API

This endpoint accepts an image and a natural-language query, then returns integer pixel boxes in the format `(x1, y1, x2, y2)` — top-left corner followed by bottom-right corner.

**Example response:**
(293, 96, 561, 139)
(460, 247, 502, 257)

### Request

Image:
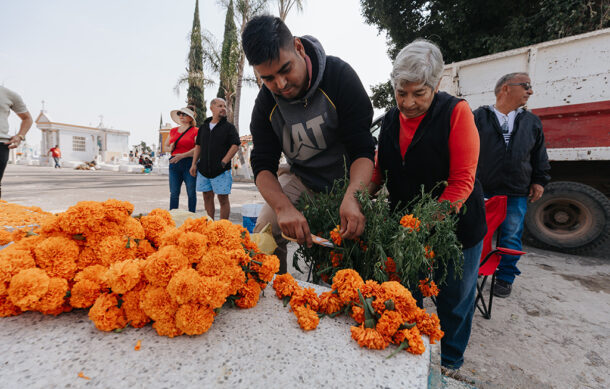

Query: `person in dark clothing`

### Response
(368, 39, 487, 372)
(242, 15, 375, 274)
(190, 98, 240, 220)
(474, 72, 551, 298)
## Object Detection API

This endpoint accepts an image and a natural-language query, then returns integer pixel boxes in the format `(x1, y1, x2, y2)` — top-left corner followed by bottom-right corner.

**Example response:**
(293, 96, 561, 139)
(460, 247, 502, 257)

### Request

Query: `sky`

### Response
(1, 0, 393, 152)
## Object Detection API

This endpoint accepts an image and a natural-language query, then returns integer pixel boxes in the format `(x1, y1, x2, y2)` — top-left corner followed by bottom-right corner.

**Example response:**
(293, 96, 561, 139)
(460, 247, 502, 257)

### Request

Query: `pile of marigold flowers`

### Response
(272, 269, 444, 357)
(0, 199, 279, 337)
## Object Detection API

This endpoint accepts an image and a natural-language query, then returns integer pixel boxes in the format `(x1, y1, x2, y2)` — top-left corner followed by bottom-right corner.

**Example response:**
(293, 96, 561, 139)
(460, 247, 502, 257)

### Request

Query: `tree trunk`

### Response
(233, 52, 245, 132)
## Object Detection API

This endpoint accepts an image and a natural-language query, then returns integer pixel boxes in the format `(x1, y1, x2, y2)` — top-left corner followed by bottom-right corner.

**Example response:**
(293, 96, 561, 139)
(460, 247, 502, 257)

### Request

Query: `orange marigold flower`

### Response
(293, 305, 320, 331)
(329, 225, 342, 246)
(0, 247, 36, 294)
(0, 229, 12, 245)
(196, 248, 235, 277)
(143, 245, 189, 287)
(424, 245, 435, 259)
(0, 294, 21, 317)
(88, 293, 127, 332)
(8, 268, 50, 310)
(55, 201, 107, 236)
(251, 254, 280, 283)
(140, 285, 179, 322)
(134, 340, 141, 351)
(158, 228, 182, 247)
(318, 291, 343, 315)
(330, 251, 343, 267)
(416, 311, 444, 344)
(332, 269, 364, 304)
(76, 247, 101, 270)
(351, 305, 365, 324)
(140, 209, 175, 247)
(135, 239, 156, 259)
(419, 278, 440, 297)
(78, 372, 90, 380)
(34, 236, 79, 279)
(235, 278, 261, 309)
(199, 275, 230, 309)
(381, 281, 418, 315)
(102, 199, 134, 222)
(75, 265, 108, 284)
(289, 287, 320, 311)
(350, 325, 389, 350)
(273, 273, 299, 299)
(399, 214, 421, 231)
(33, 277, 68, 315)
(70, 279, 105, 308)
(104, 259, 142, 294)
(175, 303, 216, 335)
(202, 220, 244, 251)
(121, 286, 150, 328)
(394, 326, 426, 355)
(166, 268, 203, 305)
(177, 232, 207, 262)
(376, 310, 404, 341)
(360, 279, 383, 299)
(94, 235, 137, 267)
(152, 318, 183, 338)
(120, 217, 145, 240)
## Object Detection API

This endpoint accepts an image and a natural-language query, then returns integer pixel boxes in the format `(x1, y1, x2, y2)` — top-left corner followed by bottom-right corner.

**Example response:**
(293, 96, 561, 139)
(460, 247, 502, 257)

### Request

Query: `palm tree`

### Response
(277, 0, 304, 21)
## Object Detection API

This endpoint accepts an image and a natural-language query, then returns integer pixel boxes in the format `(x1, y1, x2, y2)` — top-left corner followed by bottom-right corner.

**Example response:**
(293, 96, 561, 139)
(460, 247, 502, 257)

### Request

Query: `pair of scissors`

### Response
(281, 232, 334, 248)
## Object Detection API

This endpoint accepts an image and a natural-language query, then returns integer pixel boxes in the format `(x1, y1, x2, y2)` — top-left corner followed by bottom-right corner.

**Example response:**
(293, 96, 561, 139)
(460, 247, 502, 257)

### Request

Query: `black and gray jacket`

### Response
(249, 36, 375, 193)
(195, 117, 240, 179)
(473, 105, 551, 197)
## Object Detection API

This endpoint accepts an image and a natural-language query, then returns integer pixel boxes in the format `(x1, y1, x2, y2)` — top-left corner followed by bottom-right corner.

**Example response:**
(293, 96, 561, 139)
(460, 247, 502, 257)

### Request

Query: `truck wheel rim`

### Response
(536, 197, 594, 241)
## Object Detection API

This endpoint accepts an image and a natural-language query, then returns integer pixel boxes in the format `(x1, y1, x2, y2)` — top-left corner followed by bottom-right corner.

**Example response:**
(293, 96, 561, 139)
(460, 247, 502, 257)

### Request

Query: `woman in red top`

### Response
(369, 40, 486, 372)
(165, 106, 199, 212)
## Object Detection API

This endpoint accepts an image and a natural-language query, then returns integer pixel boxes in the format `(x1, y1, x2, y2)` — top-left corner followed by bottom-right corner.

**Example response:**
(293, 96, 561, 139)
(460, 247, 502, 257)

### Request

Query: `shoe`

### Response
(441, 366, 476, 386)
(493, 279, 512, 298)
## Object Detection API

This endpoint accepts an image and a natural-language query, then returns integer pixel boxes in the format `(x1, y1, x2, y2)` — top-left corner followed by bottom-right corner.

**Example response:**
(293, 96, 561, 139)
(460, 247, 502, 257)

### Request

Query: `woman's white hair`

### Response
(391, 39, 444, 90)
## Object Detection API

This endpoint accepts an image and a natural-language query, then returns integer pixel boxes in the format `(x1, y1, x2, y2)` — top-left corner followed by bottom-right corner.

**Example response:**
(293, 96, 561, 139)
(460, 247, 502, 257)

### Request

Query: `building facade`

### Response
(35, 111, 130, 163)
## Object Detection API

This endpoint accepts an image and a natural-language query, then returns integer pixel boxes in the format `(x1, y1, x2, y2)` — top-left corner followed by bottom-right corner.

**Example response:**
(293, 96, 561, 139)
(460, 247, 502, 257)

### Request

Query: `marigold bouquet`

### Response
(294, 179, 463, 293)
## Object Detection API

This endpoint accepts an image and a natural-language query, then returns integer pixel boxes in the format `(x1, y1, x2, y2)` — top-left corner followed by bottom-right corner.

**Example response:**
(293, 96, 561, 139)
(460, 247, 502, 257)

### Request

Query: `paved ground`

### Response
(2, 164, 609, 389)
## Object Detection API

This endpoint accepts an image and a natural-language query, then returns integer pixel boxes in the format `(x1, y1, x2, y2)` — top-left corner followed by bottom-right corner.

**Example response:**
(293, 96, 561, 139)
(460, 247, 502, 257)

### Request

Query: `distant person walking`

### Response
(190, 98, 240, 220)
(165, 105, 199, 213)
(1, 86, 33, 198)
(48, 145, 61, 168)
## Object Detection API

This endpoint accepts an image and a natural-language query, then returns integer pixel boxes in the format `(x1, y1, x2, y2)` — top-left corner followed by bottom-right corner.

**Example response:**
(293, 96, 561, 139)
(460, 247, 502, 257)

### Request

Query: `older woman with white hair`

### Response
(369, 39, 487, 372)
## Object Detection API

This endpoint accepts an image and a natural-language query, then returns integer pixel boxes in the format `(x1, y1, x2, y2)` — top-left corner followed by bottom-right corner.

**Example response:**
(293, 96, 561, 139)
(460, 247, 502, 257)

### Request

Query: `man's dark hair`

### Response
(241, 15, 294, 65)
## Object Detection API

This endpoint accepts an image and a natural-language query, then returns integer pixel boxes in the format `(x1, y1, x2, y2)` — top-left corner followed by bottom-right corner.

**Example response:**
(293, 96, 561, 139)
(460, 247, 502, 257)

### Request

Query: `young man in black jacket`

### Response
(242, 15, 375, 273)
(474, 72, 551, 297)
(190, 98, 240, 220)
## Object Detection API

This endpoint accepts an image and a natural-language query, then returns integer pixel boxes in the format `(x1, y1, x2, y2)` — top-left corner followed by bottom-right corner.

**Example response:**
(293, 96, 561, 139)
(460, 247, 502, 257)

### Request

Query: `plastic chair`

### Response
(475, 196, 526, 319)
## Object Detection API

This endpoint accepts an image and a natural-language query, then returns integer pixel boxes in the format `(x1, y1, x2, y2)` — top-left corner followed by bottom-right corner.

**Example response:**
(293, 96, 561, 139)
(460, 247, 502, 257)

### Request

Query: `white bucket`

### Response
(241, 203, 264, 233)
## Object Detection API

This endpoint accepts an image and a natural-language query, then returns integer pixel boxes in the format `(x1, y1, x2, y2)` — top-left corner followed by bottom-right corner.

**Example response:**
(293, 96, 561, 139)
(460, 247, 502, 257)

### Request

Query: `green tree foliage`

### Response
(361, 0, 610, 109)
(217, 0, 240, 123)
(187, 0, 206, 122)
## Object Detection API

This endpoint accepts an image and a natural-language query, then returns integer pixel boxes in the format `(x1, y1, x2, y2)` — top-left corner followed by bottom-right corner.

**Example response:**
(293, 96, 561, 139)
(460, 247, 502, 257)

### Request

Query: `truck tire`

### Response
(524, 181, 610, 255)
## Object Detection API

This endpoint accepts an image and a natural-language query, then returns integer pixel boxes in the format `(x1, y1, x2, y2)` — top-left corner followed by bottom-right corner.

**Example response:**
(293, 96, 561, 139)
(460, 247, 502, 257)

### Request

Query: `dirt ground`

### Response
(3, 164, 609, 389)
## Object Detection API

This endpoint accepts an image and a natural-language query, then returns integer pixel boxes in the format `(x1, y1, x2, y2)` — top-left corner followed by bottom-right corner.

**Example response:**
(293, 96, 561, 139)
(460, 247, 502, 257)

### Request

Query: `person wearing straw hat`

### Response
(164, 105, 199, 212)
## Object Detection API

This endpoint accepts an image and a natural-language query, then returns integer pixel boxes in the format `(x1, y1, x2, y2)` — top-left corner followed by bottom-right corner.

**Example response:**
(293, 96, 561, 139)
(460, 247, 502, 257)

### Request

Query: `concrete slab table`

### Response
(0, 280, 438, 388)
